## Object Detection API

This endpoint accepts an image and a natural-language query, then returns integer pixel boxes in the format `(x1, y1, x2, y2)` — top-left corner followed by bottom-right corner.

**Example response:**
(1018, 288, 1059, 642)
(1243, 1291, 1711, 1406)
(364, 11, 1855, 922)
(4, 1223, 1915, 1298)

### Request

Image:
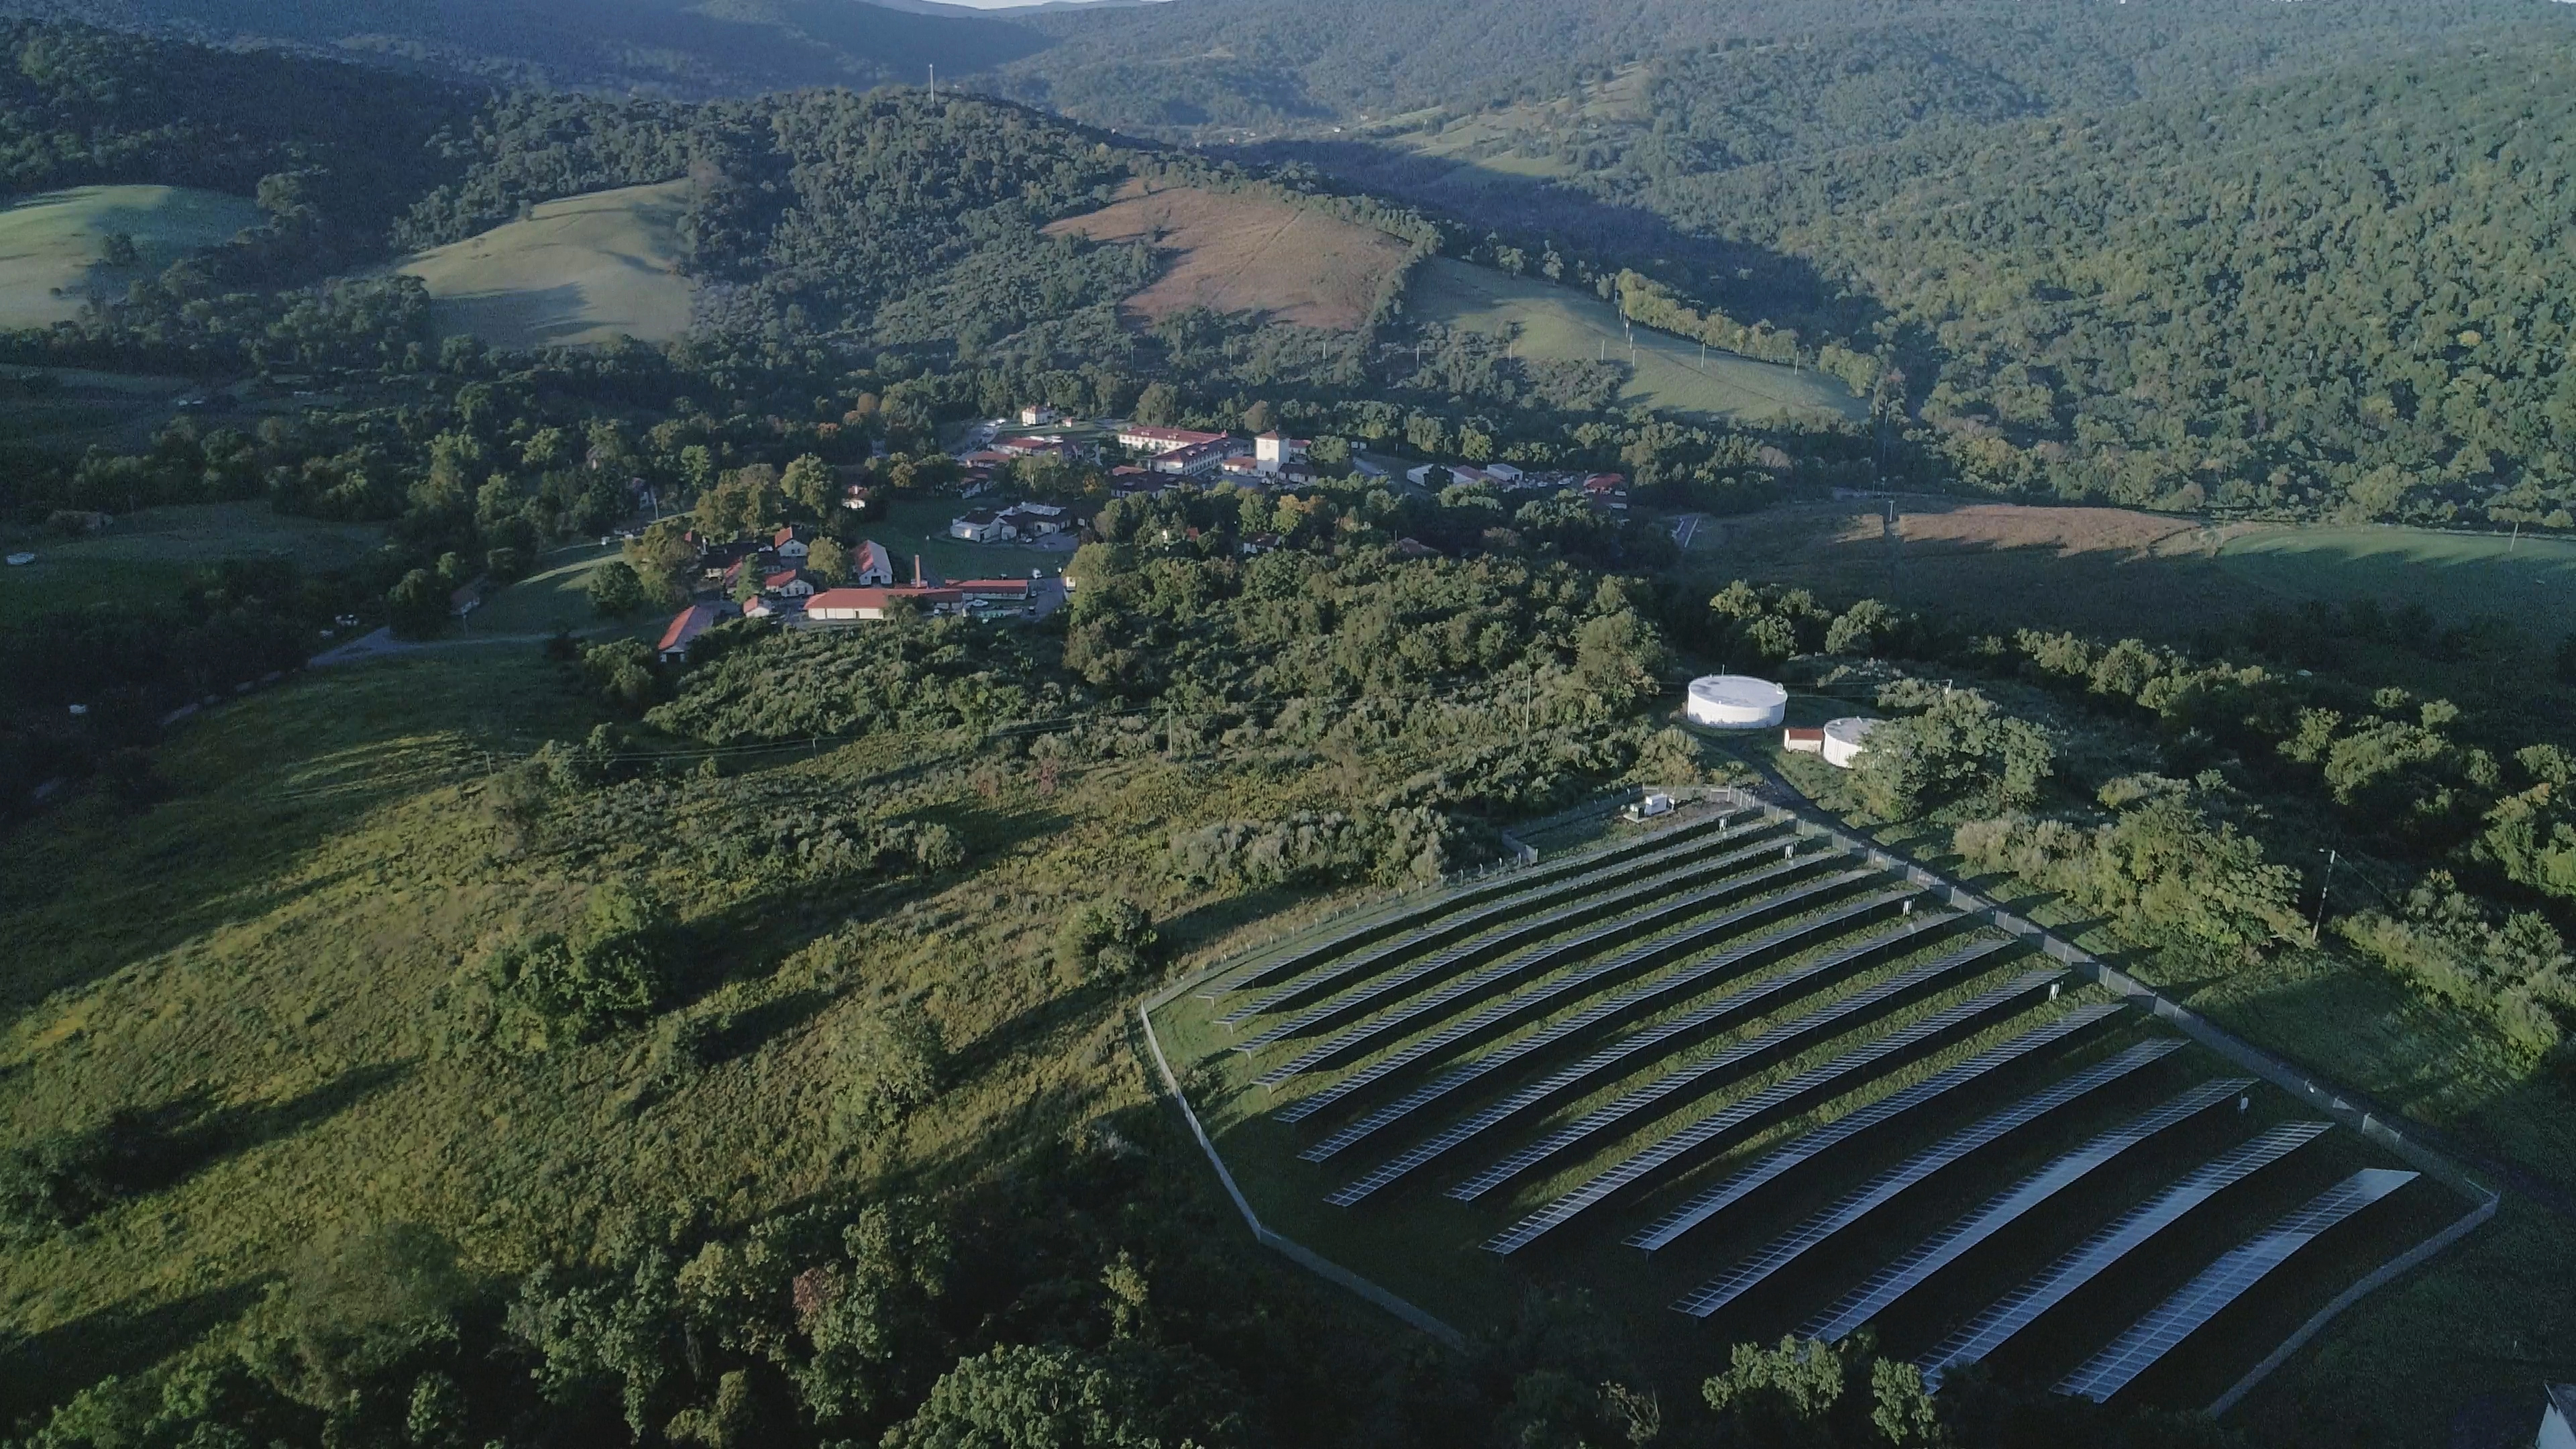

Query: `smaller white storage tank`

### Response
(1821, 716, 1880, 769)
(1686, 675, 1788, 730)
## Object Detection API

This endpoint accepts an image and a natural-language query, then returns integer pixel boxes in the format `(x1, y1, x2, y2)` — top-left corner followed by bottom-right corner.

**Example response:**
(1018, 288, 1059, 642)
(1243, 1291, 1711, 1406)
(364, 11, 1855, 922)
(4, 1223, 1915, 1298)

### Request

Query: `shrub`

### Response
(835, 999, 950, 1140)
(1953, 790, 2300, 959)
(1057, 898, 1157, 981)
(0, 1112, 153, 1239)
(443, 881, 676, 1051)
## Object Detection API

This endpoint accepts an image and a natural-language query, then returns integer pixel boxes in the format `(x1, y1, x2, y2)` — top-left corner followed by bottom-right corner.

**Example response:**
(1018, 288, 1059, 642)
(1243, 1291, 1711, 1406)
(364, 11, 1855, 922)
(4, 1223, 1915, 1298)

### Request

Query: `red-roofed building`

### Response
(851, 539, 895, 586)
(657, 600, 738, 660)
(771, 526, 811, 561)
(805, 586, 964, 622)
(763, 568, 816, 597)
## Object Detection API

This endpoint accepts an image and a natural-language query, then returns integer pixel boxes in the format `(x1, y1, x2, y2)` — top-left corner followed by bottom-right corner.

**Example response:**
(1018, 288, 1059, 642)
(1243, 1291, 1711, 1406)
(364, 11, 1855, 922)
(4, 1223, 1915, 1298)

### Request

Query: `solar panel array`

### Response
(1261, 863, 1874, 1091)
(2054, 1168, 2420, 1403)
(1629, 1002, 2123, 1252)
(1207, 810, 1756, 1004)
(1668, 1040, 2188, 1315)
(1921, 1120, 2332, 1386)
(1449, 936, 2017, 1205)
(1316, 912, 1959, 1205)
(1803, 1079, 2255, 1342)
(1232, 832, 1807, 1046)
(1299, 905, 1955, 1168)
(1185, 807, 2428, 1409)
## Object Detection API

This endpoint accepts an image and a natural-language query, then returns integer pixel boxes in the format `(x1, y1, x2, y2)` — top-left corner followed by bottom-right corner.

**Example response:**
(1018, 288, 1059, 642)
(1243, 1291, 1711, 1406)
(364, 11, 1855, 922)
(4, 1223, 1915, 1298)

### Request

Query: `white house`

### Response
(1117, 424, 1227, 455)
(951, 510, 1004, 543)
(763, 568, 816, 598)
(1254, 432, 1311, 474)
(1019, 404, 1064, 427)
(1000, 502, 1068, 538)
(851, 539, 896, 586)
(770, 526, 810, 562)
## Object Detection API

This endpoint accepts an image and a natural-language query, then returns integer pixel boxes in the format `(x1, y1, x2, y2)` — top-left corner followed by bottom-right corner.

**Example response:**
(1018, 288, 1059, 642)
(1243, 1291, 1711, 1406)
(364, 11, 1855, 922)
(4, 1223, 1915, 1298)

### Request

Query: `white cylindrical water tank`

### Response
(1821, 716, 1880, 768)
(1686, 674, 1787, 730)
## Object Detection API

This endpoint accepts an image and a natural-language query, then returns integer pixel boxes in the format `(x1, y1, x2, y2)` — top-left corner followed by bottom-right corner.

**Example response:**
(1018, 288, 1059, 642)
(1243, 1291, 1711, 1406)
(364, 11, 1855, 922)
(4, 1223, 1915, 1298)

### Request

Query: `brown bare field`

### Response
(1702, 498, 2271, 638)
(1044, 180, 1411, 331)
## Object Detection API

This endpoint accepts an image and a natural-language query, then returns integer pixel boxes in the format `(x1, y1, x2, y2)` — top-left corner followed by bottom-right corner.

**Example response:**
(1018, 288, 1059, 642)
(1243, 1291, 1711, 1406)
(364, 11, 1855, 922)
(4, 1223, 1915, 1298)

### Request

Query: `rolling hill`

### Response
(395, 181, 694, 350)
(0, 185, 260, 328)
(1042, 181, 1414, 331)
(1413, 258, 1863, 427)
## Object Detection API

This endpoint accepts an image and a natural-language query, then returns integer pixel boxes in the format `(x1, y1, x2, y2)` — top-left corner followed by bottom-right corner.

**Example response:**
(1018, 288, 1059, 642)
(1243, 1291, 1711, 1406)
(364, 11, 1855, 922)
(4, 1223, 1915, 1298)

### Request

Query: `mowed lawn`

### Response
(2217, 524, 2576, 635)
(0, 185, 262, 329)
(0, 502, 384, 612)
(397, 180, 693, 350)
(1411, 258, 1865, 427)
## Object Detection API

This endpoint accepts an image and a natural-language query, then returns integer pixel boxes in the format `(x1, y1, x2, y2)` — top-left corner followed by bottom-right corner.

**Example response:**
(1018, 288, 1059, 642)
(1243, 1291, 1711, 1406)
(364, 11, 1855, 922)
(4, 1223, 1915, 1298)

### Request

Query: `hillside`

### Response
(1042, 181, 1414, 331)
(0, 186, 259, 328)
(0, 0, 1052, 95)
(1413, 258, 1863, 427)
(397, 182, 694, 350)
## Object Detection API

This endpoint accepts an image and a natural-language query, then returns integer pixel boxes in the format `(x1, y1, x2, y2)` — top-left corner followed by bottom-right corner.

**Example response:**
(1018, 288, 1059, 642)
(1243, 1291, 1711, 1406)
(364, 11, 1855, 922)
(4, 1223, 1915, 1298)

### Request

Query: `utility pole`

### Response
(2311, 848, 2340, 947)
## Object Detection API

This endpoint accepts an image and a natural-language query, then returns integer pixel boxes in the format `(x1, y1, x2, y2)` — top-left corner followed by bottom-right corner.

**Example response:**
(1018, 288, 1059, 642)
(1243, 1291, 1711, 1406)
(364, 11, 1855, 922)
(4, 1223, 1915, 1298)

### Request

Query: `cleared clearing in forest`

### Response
(1045, 180, 1412, 331)
(397, 180, 693, 350)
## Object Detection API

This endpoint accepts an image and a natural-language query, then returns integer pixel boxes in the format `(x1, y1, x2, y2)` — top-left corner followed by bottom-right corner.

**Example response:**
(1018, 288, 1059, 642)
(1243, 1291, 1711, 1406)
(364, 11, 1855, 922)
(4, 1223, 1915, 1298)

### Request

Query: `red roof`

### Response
(657, 601, 733, 652)
(955, 578, 1032, 597)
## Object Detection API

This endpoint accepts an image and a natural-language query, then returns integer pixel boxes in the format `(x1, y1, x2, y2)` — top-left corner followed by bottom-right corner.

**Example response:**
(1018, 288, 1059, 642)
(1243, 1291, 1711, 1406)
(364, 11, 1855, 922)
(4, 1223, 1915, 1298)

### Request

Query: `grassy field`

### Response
(2216, 524, 2576, 637)
(1412, 258, 1866, 427)
(0, 502, 384, 614)
(1707, 500, 2576, 657)
(0, 642, 1446, 1426)
(0, 186, 262, 329)
(1044, 180, 1415, 331)
(462, 542, 624, 635)
(396, 180, 692, 350)
(867, 498, 1071, 584)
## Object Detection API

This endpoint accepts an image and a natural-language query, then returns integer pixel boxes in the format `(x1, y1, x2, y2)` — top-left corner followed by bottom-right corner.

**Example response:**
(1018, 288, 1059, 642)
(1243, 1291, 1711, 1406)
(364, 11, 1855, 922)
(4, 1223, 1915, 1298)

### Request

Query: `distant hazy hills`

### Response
(0, 0, 1056, 93)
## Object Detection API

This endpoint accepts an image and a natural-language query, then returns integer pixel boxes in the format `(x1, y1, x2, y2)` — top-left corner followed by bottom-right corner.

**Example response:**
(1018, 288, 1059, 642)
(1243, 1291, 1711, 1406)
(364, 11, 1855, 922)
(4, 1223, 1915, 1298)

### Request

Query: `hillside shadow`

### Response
(1220, 138, 1893, 343)
(0, 1280, 268, 1424)
(95, 1062, 415, 1200)
(1715, 500, 2271, 642)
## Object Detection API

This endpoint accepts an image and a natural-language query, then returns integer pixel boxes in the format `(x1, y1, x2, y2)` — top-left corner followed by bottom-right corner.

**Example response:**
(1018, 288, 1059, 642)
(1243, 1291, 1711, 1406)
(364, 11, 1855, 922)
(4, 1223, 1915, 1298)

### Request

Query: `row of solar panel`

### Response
(1208, 808, 1761, 1008)
(1258, 858, 1870, 1088)
(1314, 910, 1972, 1204)
(1282, 875, 1909, 1128)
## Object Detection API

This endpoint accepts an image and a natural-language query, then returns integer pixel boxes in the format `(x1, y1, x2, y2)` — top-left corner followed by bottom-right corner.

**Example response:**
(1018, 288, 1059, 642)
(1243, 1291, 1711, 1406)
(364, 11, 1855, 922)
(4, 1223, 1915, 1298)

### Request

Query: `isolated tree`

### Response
(1132, 382, 1179, 427)
(588, 560, 649, 619)
(783, 453, 836, 515)
(386, 568, 449, 639)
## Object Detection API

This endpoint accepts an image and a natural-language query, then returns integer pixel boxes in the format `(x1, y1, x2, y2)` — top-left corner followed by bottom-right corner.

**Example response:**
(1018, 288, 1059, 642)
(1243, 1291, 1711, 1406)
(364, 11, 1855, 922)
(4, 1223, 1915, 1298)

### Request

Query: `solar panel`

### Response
(1628, 1002, 2121, 1253)
(1277, 873, 1896, 1129)
(1307, 904, 1952, 1181)
(1802, 1078, 2256, 1343)
(1921, 1121, 2331, 1386)
(1444, 936, 2015, 1205)
(1236, 843, 1833, 1053)
(1661, 1039, 2187, 1307)
(2054, 1168, 2419, 1403)
(1206, 810, 1758, 1001)
(1220, 820, 1780, 1026)
(1482, 970, 2078, 1258)
(1259, 863, 1876, 1091)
